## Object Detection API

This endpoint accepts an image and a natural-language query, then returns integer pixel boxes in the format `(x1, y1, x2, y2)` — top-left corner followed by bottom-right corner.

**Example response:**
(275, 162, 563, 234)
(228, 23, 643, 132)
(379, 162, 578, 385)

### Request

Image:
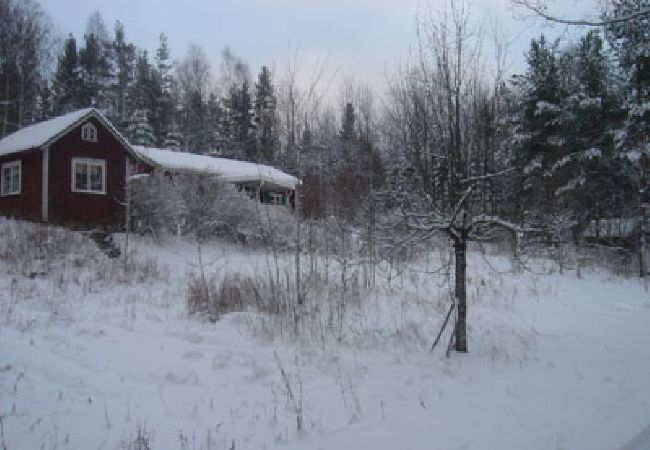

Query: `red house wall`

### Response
(48, 116, 127, 228)
(0, 149, 42, 221)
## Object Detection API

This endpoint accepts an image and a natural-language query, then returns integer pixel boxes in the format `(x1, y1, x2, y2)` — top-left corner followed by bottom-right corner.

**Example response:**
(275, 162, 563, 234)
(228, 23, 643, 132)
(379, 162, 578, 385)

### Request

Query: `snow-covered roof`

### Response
(133, 145, 299, 190)
(0, 108, 132, 157)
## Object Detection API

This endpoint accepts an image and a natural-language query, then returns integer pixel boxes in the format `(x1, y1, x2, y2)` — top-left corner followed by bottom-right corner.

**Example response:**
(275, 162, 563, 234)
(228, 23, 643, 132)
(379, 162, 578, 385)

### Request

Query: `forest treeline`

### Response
(0, 0, 648, 239)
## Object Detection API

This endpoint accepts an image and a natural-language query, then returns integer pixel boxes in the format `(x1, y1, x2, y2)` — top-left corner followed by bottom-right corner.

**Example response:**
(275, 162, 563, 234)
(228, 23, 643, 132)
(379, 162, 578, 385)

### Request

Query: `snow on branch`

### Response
(511, 0, 650, 27)
(460, 168, 515, 185)
(471, 215, 522, 233)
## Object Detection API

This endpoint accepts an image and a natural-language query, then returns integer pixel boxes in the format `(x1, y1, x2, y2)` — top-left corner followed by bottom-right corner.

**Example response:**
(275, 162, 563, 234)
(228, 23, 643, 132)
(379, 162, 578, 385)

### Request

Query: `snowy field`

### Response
(1, 220, 649, 450)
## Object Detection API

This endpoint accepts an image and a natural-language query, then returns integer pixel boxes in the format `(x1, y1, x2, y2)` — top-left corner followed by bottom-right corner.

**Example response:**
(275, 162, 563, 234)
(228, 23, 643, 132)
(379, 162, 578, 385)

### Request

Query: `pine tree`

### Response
(254, 66, 280, 163)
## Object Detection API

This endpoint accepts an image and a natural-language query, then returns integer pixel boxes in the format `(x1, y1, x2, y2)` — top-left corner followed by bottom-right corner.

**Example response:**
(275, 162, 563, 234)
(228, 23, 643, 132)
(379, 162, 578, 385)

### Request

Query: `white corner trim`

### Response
(42, 146, 49, 221)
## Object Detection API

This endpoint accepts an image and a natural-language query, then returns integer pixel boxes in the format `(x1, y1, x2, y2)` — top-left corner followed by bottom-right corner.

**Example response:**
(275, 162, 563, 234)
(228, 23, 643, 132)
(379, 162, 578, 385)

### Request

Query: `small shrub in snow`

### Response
(0, 219, 162, 293)
(130, 172, 182, 238)
(187, 262, 371, 343)
(130, 172, 293, 245)
(0, 219, 103, 279)
(93, 253, 162, 285)
(120, 423, 153, 450)
(255, 203, 298, 249)
(187, 272, 268, 321)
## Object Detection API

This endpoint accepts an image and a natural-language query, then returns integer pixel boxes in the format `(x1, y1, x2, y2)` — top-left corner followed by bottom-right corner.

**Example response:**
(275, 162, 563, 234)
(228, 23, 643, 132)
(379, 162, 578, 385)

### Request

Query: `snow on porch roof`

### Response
(133, 145, 299, 190)
(0, 108, 131, 157)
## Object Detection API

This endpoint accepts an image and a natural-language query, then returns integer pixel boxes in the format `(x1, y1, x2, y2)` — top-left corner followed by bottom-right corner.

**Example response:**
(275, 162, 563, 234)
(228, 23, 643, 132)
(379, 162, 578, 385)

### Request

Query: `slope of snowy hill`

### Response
(0, 219, 649, 450)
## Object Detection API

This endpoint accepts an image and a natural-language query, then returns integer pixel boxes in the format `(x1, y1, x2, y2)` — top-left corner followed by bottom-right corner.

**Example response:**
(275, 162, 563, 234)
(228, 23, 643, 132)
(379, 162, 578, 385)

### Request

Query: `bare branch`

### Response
(470, 214, 540, 235)
(471, 214, 521, 233)
(511, 0, 650, 27)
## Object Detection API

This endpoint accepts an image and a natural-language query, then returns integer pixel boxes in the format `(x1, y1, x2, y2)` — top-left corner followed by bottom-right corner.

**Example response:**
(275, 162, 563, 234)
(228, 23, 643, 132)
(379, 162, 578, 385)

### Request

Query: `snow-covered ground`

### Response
(1, 222, 649, 450)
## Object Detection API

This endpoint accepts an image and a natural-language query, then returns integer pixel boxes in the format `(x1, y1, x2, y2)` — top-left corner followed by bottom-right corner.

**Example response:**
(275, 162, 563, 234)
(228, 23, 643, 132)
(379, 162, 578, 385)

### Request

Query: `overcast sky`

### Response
(43, 0, 598, 95)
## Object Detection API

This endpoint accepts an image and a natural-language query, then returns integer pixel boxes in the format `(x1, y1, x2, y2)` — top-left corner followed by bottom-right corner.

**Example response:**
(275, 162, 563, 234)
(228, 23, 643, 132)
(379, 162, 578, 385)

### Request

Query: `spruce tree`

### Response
(254, 66, 280, 163)
(36, 80, 53, 122)
(605, 0, 650, 157)
(182, 89, 206, 152)
(224, 80, 255, 160)
(340, 102, 356, 141)
(52, 35, 83, 114)
(205, 92, 227, 152)
(127, 109, 155, 146)
(79, 11, 113, 112)
(155, 33, 175, 145)
(513, 35, 564, 224)
(111, 21, 135, 130)
(554, 31, 629, 227)
(605, 0, 650, 275)
(0, 0, 51, 133)
(128, 51, 162, 141)
(338, 102, 360, 171)
(162, 118, 184, 151)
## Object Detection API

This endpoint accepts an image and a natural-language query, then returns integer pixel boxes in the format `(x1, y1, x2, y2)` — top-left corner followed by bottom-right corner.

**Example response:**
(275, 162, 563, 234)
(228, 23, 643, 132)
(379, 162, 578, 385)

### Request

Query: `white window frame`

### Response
(1, 160, 21, 196)
(269, 192, 284, 205)
(71, 157, 106, 195)
(81, 122, 97, 142)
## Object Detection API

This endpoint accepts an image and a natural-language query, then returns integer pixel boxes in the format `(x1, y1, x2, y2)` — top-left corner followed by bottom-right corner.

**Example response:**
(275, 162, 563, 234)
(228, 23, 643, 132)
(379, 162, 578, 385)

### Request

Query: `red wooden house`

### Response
(0, 108, 134, 228)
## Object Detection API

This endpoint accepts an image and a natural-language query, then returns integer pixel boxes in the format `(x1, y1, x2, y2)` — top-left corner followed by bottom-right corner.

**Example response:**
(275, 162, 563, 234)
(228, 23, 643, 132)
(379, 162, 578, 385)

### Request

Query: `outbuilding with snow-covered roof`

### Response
(133, 145, 298, 207)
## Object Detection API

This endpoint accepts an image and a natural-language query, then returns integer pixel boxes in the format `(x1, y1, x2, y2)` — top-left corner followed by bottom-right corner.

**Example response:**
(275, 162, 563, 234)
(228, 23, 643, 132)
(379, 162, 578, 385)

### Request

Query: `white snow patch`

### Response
(0, 226, 649, 450)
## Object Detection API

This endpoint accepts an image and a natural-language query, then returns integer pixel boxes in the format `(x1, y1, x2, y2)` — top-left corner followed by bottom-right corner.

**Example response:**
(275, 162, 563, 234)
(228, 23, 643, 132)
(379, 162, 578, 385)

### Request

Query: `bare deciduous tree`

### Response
(384, 0, 521, 353)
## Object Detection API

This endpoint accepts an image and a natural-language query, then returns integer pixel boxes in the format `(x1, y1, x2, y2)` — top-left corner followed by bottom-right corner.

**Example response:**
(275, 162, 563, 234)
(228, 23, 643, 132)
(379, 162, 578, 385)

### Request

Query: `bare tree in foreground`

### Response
(384, 1, 521, 353)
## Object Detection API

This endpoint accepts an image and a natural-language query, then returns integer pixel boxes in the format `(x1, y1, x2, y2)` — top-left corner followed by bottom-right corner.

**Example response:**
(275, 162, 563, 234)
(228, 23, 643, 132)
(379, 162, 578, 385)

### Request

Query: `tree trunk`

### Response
(454, 237, 468, 352)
